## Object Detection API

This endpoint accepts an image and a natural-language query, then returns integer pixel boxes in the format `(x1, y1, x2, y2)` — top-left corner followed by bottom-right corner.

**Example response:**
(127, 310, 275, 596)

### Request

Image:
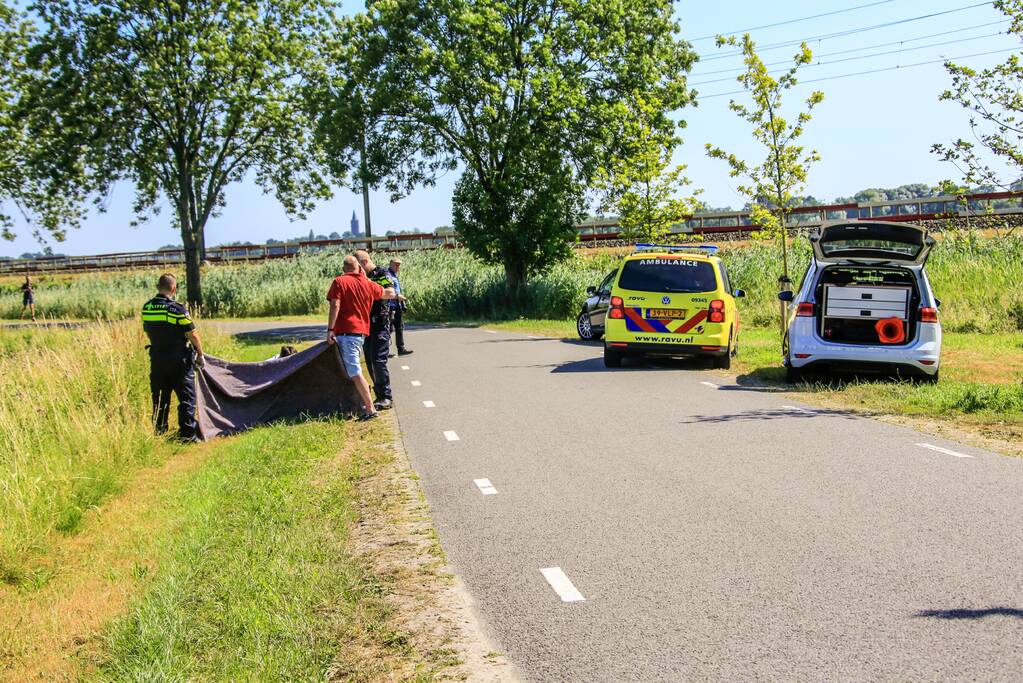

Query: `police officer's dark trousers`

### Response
(150, 351, 197, 438)
(363, 313, 392, 402)
(392, 307, 407, 351)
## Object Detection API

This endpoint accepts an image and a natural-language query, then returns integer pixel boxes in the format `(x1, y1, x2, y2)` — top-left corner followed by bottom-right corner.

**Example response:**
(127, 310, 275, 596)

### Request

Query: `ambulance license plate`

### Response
(647, 308, 687, 319)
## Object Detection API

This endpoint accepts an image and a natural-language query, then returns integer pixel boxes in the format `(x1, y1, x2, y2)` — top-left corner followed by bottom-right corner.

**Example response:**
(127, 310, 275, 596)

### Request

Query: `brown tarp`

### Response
(195, 342, 363, 440)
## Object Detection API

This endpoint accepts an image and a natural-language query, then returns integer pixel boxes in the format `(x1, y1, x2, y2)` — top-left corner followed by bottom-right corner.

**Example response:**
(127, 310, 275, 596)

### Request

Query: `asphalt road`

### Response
(225, 322, 1023, 680)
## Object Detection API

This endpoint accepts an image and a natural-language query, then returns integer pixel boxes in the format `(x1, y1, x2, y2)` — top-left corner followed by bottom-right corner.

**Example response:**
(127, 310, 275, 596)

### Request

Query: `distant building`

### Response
(350, 210, 361, 236)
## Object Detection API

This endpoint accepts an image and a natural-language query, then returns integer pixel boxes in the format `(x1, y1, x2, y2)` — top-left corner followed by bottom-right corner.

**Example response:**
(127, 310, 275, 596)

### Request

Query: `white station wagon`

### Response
(780, 221, 942, 382)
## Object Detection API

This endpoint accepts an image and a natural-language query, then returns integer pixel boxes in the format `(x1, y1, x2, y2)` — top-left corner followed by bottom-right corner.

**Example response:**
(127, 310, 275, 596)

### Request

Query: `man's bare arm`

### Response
(327, 299, 340, 343)
(185, 329, 204, 365)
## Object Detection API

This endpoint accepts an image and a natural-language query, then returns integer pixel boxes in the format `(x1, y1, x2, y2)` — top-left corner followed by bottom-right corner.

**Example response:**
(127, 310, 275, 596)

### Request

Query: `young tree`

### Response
(932, 0, 1023, 189)
(325, 0, 696, 289)
(27, 0, 336, 307)
(705, 34, 824, 281)
(598, 95, 702, 243)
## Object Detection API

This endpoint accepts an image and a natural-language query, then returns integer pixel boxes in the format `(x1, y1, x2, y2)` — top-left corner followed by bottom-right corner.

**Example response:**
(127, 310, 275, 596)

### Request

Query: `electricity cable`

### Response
(691, 20, 1006, 76)
(690, 31, 1007, 86)
(699, 1, 996, 62)
(696, 46, 1019, 99)
(691, 0, 902, 41)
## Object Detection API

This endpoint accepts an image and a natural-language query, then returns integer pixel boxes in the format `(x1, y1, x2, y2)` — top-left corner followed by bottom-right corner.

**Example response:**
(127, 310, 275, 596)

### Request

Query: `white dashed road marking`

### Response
(423, 400, 436, 408)
(540, 567, 585, 602)
(474, 478, 498, 495)
(411, 380, 421, 387)
(484, 330, 497, 334)
(916, 443, 973, 459)
(783, 405, 814, 414)
(527, 335, 540, 339)
(700, 381, 719, 388)
(401, 365, 410, 370)
(444, 430, 460, 442)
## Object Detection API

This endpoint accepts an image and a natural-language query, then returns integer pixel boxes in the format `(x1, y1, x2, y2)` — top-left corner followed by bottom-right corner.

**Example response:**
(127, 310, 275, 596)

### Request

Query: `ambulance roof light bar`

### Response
(634, 243, 720, 255)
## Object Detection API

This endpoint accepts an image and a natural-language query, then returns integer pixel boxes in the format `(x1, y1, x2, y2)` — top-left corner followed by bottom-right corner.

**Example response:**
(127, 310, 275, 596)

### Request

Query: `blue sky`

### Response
(3, 0, 1019, 257)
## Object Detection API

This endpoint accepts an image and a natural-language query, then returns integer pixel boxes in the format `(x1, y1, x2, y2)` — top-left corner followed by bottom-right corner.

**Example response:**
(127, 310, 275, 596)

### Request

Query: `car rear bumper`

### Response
(787, 318, 941, 375)
(606, 341, 728, 357)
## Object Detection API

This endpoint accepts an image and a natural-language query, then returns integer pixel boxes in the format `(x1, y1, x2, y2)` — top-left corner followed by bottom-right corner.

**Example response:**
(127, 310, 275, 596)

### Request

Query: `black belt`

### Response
(335, 332, 364, 337)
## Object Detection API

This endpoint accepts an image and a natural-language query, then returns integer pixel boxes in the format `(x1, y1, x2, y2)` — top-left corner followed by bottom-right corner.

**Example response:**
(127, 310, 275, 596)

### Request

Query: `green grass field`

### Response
(4, 234, 1023, 334)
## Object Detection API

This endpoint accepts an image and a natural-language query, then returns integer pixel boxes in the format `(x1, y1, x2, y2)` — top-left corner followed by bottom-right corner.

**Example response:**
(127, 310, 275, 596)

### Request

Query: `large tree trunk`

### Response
(181, 225, 203, 311)
(503, 258, 526, 291)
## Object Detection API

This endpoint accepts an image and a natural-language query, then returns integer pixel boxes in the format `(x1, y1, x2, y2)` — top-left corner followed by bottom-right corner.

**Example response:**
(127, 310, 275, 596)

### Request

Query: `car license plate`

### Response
(647, 308, 687, 319)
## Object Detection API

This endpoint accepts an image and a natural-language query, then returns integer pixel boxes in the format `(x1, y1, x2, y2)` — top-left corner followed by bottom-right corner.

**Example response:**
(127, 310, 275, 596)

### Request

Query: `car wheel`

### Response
(713, 330, 733, 369)
(603, 346, 623, 368)
(576, 311, 595, 340)
(786, 364, 803, 384)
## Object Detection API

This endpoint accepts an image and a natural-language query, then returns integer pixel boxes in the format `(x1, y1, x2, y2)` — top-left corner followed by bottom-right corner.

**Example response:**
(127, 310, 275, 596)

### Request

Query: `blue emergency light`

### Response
(634, 243, 720, 254)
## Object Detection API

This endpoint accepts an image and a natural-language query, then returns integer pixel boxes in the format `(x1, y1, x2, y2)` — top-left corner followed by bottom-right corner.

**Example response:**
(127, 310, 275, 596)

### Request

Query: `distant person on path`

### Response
(388, 258, 413, 356)
(327, 255, 398, 420)
(142, 273, 204, 441)
(354, 250, 405, 411)
(20, 276, 36, 322)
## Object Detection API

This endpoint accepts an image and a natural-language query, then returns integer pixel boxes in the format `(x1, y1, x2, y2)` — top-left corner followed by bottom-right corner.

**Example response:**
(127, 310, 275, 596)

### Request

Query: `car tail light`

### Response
(920, 360, 936, 365)
(708, 299, 725, 323)
(795, 353, 812, 359)
(920, 306, 938, 323)
(796, 302, 814, 317)
(609, 295, 624, 319)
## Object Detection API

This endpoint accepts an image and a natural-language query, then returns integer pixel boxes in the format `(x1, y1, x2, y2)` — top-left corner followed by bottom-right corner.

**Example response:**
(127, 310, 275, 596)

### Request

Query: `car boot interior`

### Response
(813, 266, 920, 345)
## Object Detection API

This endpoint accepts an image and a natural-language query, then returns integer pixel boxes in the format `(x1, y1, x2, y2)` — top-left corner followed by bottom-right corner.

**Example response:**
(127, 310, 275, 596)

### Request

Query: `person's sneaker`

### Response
(398, 349, 414, 356)
(358, 411, 380, 421)
(374, 399, 393, 411)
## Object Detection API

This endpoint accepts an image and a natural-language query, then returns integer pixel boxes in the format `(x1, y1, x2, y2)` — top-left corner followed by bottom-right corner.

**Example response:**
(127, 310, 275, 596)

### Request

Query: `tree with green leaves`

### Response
(27, 0, 336, 307)
(597, 95, 701, 243)
(705, 34, 823, 282)
(932, 0, 1023, 190)
(325, 0, 696, 289)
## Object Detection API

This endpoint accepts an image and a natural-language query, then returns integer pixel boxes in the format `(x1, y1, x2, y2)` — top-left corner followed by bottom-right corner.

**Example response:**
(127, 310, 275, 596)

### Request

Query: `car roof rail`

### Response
(634, 243, 720, 255)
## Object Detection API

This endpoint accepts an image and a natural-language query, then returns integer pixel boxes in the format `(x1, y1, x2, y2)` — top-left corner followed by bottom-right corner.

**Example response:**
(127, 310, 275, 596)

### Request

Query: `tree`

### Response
(933, 0, 1023, 189)
(326, 0, 696, 288)
(705, 34, 823, 281)
(0, 1, 29, 239)
(597, 95, 701, 242)
(27, 0, 336, 307)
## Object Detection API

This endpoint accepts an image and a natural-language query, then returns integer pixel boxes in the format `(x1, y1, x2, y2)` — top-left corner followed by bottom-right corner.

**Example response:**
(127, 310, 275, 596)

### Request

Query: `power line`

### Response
(696, 46, 1019, 99)
(692, 20, 1006, 77)
(699, 1, 996, 62)
(691, 0, 900, 41)
(690, 31, 1006, 86)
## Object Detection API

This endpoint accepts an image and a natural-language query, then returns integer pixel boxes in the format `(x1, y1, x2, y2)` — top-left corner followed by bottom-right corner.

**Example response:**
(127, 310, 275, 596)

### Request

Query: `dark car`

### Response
(576, 269, 618, 340)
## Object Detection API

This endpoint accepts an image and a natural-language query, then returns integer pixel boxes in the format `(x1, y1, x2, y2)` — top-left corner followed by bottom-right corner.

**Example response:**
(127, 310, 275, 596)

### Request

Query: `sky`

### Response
(3, 0, 1020, 258)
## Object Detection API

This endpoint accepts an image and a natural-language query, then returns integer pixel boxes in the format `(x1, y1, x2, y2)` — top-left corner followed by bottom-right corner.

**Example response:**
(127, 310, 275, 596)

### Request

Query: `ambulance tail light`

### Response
(796, 302, 815, 317)
(919, 306, 938, 323)
(609, 296, 624, 319)
(708, 299, 725, 323)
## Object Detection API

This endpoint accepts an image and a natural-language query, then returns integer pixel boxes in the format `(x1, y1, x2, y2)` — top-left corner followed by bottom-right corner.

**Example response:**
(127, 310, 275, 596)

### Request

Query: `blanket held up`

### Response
(195, 342, 363, 440)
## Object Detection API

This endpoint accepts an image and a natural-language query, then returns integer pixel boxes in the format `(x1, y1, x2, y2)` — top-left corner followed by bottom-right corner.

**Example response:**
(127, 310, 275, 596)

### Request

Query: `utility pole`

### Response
(360, 128, 372, 250)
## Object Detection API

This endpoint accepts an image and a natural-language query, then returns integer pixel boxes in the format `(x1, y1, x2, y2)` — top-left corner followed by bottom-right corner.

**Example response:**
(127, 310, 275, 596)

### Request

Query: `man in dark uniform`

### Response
(388, 258, 413, 356)
(354, 250, 404, 411)
(142, 273, 205, 441)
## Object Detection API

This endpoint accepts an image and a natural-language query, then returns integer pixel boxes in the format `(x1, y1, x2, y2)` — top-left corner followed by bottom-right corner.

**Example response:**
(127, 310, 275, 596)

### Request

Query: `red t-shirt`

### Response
(327, 272, 384, 335)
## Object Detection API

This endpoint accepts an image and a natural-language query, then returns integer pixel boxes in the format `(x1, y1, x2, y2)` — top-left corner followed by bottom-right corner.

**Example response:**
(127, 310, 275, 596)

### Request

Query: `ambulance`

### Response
(602, 244, 745, 368)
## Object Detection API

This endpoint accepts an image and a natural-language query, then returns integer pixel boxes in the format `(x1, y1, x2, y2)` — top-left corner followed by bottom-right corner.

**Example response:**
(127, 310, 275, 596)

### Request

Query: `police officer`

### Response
(354, 250, 404, 410)
(142, 273, 204, 441)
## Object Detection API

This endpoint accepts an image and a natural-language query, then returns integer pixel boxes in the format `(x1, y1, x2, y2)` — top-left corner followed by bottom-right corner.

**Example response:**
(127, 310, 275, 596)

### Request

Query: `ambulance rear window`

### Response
(618, 258, 718, 293)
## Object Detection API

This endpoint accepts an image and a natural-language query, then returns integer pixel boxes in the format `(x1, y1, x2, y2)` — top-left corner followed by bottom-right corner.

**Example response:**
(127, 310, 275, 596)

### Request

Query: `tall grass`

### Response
(0, 322, 242, 584)
(2, 234, 1021, 332)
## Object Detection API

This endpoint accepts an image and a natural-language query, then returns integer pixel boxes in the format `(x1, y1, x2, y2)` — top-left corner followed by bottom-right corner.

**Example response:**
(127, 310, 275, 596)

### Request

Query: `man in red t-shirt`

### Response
(327, 255, 397, 420)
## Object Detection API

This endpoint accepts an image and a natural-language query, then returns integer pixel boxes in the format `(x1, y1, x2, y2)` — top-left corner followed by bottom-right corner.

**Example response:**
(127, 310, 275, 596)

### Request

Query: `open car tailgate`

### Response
(811, 221, 934, 266)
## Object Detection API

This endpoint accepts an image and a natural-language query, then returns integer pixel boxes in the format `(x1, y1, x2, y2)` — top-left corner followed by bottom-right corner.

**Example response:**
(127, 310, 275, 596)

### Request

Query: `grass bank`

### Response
(0, 325, 465, 680)
(4, 234, 1023, 334)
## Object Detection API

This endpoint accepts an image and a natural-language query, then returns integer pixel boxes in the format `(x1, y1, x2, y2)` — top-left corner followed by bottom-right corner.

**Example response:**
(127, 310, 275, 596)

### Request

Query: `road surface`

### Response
(228, 322, 1023, 681)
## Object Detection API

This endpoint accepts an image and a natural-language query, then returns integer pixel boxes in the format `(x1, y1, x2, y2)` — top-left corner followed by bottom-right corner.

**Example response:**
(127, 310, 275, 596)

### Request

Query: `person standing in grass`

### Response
(327, 255, 398, 421)
(142, 273, 204, 441)
(353, 250, 405, 411)
(388, 258, 413, 356)
(20, 276, 36, 322)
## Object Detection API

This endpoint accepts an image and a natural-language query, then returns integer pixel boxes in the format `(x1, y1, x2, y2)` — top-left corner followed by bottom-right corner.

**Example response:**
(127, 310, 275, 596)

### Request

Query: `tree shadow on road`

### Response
(679, 406, 859, 424)
(914, 607, 1023, 621)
